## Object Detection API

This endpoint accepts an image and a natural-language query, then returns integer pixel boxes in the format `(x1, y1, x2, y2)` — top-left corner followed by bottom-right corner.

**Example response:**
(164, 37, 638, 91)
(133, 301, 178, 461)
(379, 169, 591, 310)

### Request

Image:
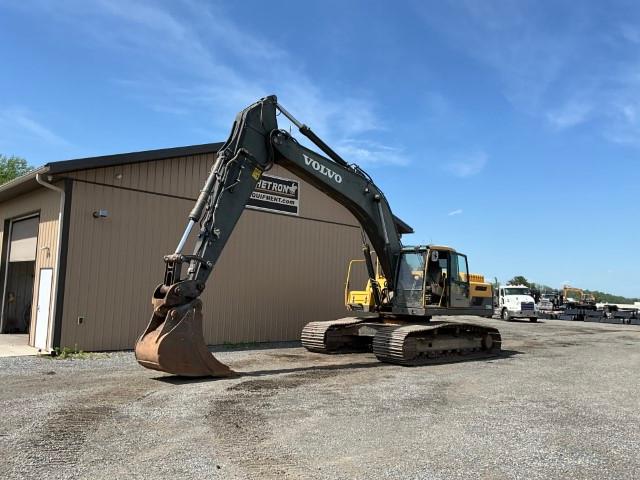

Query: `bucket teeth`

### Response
(135, 299, 236, 377)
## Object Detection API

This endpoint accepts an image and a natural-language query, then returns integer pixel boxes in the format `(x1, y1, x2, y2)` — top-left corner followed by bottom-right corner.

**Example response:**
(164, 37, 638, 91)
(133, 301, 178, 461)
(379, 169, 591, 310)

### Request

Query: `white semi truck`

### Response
(496, 285, 539, 322)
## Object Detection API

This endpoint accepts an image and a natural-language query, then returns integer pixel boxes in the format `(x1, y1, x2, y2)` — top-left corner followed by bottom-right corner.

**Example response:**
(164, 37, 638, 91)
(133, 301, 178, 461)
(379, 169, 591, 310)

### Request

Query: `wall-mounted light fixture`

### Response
(115, 173, 123, 180)
(92, 209, 109, 218)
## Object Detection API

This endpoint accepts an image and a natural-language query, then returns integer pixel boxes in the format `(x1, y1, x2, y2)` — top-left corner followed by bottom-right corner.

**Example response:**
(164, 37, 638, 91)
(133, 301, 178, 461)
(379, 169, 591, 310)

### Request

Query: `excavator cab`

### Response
(346, 246, 484, 316)
(393, 246, 472, 311)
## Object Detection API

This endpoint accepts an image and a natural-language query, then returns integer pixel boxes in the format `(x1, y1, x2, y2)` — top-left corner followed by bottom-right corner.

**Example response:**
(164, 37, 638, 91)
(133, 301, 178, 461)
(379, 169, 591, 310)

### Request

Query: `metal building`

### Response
(0, 143, 411, 352)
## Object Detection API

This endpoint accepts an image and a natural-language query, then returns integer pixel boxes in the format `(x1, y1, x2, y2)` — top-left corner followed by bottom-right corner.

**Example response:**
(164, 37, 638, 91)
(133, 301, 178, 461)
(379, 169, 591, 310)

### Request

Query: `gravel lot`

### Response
(1, 316, 639, 480)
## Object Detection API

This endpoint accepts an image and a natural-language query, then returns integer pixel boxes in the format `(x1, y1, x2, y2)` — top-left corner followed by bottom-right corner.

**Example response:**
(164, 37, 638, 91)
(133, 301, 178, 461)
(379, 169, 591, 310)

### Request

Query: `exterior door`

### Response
(449, 253, 470, 308)
(1, 215, 39, 333)
(34, 268, 53, 350)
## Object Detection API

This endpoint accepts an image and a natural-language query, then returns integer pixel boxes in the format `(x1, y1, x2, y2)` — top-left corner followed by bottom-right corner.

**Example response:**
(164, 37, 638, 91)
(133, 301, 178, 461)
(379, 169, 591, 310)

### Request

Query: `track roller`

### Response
(301, 318, 369, 353)
(372, 322, 501, 366)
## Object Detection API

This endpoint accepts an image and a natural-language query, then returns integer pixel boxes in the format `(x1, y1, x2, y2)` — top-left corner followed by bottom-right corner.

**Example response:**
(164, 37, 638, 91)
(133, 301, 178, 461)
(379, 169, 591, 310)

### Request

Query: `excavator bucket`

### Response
(135, 298, 236, 377)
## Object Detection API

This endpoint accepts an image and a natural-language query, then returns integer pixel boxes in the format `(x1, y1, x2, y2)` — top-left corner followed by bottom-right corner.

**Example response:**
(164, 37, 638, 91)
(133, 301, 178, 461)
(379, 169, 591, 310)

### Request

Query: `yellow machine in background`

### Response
(345, 248, 494, 317)
(344, 258, 383, 312)
(465, 273, 494, 316)
(562, 286, 596, 305)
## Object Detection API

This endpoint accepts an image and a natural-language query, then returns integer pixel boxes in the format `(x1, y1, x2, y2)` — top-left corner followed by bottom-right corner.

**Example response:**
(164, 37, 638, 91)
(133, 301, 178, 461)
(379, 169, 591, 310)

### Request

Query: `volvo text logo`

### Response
(303, 154, 343, 183)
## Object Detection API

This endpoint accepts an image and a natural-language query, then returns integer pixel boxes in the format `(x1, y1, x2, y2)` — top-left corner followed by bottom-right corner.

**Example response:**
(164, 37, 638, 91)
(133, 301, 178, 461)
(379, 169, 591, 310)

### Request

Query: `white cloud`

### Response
(444, 151, 488, 177)
(620, 104, 637, 123)
(602, 88, 640, 146)
(27, 0, 402, 168)
(0, 108, 71, 148)
(413, 1, 640, 148)
(448, 209, 463, 216)
(335, 139, 408, 167)
(620, 24, 640, 44)
(413, 1, 573, 114)
(546, 101, 593, 130)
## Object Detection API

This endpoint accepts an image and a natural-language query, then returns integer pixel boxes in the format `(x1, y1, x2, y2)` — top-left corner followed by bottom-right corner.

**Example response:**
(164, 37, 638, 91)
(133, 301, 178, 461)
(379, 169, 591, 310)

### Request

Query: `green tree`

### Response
(0, 155, 32, 185)
(584, 290, 639, 304)
(507, 275, 530, 287)
(530, 281, 555, 293)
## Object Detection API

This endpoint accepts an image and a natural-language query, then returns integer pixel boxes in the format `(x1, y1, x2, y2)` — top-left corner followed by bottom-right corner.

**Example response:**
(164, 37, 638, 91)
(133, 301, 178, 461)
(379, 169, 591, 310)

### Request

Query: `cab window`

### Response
(450, 253, 468, 282)
(397, 253, 425, 291)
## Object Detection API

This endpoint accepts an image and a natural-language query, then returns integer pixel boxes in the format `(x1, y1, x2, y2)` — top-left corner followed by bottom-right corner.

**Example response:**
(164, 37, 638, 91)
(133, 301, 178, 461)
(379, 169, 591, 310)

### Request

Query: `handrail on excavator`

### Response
(344, 259, 366, 306)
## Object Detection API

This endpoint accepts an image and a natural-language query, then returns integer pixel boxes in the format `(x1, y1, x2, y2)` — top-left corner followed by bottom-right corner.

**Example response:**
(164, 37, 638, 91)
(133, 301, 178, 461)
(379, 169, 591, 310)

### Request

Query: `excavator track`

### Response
(301, 318, 368, 353)
(372, 322, 501, 366)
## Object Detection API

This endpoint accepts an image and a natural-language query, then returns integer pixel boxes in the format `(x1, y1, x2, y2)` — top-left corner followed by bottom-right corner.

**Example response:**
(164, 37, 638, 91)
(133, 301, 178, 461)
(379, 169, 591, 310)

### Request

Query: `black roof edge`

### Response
(3, 140, 413, 233)
(47, 142, 224, 175)
(392, 214, 414, 235)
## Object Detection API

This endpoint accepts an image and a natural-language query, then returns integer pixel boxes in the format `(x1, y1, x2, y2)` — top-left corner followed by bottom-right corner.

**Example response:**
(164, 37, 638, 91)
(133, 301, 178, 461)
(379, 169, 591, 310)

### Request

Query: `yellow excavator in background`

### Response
(345, 254, 494, 316)
(562, 286, 596, 306)
(135, 96, 501, 377)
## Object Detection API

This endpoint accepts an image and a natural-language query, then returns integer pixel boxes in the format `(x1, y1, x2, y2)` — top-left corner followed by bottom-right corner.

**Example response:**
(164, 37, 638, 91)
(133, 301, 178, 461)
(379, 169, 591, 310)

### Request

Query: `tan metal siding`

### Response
(0, 187, 61, 345)
(62, 159, 363, 351)
(205, 212, 362, 344)
(67, 157, 359, 226)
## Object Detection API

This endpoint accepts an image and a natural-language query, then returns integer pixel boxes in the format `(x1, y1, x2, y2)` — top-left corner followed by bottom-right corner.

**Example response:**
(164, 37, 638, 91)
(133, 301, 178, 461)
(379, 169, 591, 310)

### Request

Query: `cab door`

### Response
(449, 253, 470, 308)
(394, 251, 426, 308)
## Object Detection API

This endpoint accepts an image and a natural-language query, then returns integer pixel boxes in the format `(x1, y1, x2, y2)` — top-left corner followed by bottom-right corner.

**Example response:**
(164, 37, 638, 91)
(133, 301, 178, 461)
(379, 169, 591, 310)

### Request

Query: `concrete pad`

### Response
(0, 334, 40, 357)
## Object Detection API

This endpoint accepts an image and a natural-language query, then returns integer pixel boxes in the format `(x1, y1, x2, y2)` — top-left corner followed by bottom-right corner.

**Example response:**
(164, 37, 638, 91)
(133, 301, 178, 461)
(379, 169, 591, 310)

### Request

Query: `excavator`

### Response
(562, 286, 596, 306)
(135, 96, 501, 377)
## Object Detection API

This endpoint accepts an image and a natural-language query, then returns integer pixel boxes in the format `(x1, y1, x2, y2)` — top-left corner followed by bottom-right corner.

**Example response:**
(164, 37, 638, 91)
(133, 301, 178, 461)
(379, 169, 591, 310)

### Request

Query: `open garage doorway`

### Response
(1, 215, 39, 338)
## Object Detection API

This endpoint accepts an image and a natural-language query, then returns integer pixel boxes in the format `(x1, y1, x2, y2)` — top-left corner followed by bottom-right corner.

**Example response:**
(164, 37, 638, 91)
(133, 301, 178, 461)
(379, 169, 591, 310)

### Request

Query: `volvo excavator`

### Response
(135, 96, 501, 377)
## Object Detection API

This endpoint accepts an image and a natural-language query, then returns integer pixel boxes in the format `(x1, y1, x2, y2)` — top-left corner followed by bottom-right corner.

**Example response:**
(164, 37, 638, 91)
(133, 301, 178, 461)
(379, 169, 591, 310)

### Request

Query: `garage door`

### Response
(9, 216, 39, 262)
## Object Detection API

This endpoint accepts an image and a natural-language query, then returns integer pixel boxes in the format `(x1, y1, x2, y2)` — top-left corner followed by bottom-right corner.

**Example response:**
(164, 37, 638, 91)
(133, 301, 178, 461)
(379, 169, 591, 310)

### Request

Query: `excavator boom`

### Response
(135, 96, 403, 376)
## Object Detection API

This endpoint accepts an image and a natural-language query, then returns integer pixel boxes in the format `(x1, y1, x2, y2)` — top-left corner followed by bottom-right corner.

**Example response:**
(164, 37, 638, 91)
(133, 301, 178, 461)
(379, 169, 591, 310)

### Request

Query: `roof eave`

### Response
(46, 142, 224, 176)
(392, 214, 414, 235)
(0, 166, 51, 202)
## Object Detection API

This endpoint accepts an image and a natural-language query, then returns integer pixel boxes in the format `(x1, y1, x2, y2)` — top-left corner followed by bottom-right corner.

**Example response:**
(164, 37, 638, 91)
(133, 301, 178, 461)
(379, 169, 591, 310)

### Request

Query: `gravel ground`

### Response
(1, 316, 639, 480)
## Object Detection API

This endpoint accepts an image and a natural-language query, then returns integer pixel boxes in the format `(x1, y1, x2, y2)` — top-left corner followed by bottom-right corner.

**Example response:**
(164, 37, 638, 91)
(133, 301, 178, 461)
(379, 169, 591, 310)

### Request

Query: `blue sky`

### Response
(1, 1, 638, 296)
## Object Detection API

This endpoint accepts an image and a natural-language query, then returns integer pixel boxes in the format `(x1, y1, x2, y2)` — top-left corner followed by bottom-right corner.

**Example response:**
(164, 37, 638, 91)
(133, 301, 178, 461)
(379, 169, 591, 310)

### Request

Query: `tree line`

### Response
(0, 154, 32, 185)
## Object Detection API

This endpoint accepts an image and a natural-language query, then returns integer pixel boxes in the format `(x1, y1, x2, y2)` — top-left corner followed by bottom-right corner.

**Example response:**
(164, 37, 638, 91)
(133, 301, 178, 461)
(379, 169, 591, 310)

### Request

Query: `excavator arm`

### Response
(135, 95, 403, 376)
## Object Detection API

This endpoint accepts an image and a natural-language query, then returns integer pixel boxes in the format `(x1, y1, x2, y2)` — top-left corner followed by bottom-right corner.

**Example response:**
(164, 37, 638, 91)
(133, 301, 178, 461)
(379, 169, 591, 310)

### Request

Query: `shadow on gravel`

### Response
(490, 349, 522, 360)
(153, 376, 226, 385)
(209, 341, 301, 353)
(243, 360, 386, 377)
(152, 360, 385, 384)
(504, 319, 546, 324)
(152, 350, 522, 384)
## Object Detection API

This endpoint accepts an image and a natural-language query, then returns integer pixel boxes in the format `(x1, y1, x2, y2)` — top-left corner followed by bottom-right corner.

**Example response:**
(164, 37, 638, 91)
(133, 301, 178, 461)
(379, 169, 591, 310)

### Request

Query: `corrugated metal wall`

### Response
(0, 187, 61, 345)
(62, 156, 364, 350)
